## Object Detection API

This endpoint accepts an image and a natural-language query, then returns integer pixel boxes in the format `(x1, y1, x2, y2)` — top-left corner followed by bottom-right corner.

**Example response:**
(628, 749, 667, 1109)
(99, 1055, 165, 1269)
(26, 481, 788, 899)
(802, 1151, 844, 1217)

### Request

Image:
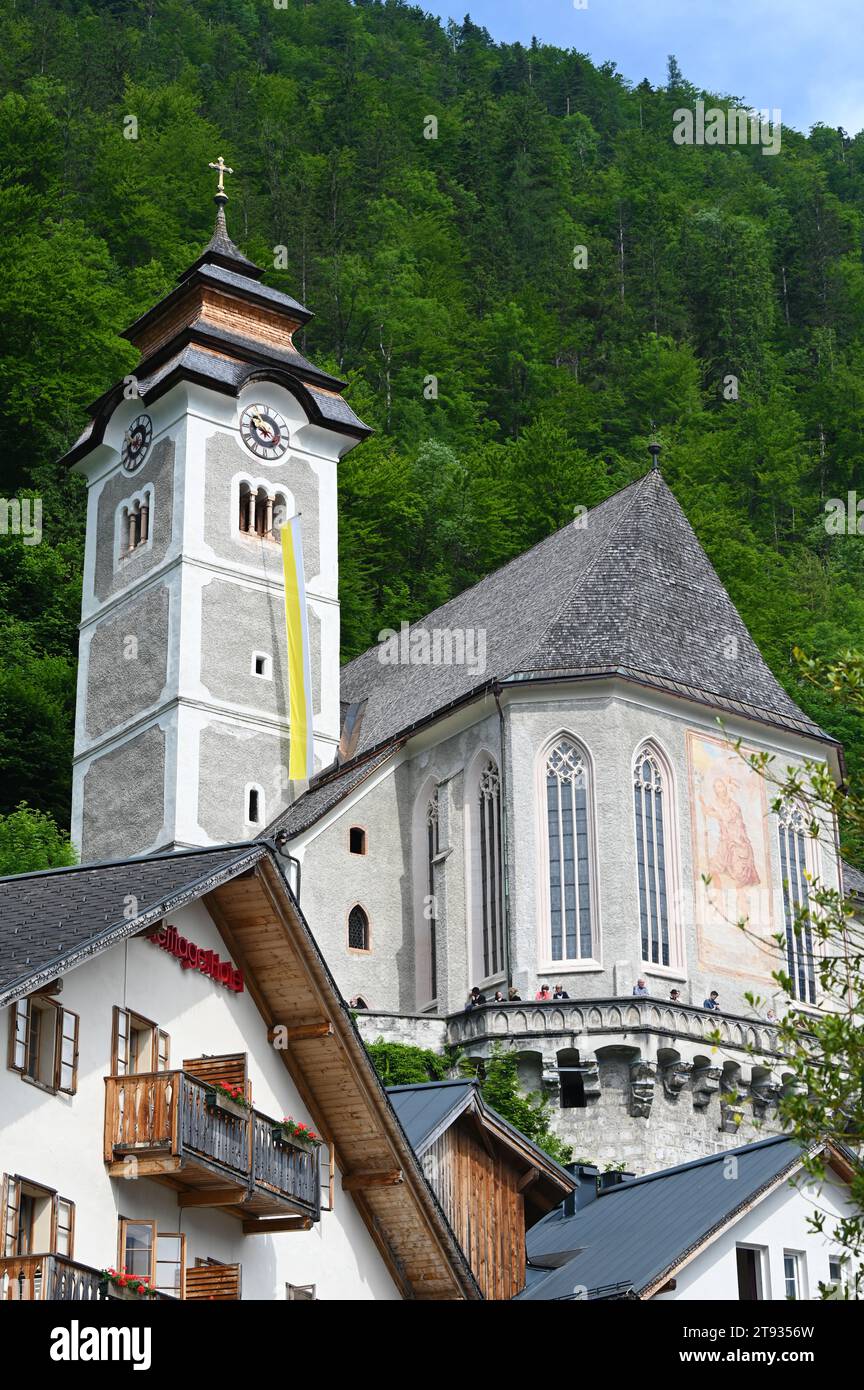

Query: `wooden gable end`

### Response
(422, 1115, 528, 1301)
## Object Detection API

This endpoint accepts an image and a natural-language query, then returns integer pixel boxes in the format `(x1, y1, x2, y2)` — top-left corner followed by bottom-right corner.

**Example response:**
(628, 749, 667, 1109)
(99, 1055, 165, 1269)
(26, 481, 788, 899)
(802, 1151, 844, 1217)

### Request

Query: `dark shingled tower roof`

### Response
(338, 468, 828, 759)
(59, 197, 369, 468)
(179, 202, 265, 282)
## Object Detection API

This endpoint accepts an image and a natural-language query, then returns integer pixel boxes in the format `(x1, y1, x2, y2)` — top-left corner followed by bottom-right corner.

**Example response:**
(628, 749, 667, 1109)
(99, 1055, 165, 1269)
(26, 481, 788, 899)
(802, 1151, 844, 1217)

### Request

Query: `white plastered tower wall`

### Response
(71, 376, 353, 861)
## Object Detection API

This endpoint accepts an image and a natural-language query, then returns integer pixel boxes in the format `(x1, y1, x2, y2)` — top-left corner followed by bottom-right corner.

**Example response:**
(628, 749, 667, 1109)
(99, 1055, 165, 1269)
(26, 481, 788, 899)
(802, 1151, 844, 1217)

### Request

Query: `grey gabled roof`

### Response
(268, 747, 396, 839)
(0, 842, 265, 1007)
(386, 1080, 576, 1202)
(339, 470, 829, 761)
(386, 1080, 478, 1151)
(517, 1134, 821, 1300)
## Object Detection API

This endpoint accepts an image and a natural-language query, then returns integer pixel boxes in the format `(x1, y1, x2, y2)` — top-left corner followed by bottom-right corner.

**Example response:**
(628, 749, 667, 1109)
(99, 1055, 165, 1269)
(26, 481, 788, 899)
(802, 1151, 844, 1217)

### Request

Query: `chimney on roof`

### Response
(596, 1168, 636, 1195)
(561, 1162, 600, 1214)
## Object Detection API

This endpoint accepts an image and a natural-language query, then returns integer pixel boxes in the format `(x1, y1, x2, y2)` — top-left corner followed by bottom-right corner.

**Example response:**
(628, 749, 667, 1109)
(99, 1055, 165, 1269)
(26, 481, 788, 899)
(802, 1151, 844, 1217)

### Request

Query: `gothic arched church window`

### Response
(778, 800, 817, 1004)
(633, 747, 671, 967)
(426, 792, 439, 1001)
(545, 739, 595, 962)
(477, 759, 503, 979)
(347, 904, 370, 953)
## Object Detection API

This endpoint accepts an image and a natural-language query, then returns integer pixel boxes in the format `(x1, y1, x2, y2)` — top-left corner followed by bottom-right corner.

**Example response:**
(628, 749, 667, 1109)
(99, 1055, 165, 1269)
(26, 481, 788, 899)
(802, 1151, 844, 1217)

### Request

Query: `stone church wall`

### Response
(505, 685, 836, 1018)
(295, 708, 501, 1015)
(296, 759, 417, 1012)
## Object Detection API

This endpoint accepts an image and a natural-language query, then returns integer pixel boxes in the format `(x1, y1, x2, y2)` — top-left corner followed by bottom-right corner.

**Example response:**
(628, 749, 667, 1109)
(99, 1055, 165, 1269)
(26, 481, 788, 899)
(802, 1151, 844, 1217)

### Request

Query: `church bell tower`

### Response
(66, 162, 369, 861)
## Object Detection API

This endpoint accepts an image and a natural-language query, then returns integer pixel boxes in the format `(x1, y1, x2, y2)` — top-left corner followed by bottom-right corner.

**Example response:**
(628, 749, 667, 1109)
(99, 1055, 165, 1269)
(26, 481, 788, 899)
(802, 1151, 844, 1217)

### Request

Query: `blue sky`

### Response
(423, 0, 864, 135)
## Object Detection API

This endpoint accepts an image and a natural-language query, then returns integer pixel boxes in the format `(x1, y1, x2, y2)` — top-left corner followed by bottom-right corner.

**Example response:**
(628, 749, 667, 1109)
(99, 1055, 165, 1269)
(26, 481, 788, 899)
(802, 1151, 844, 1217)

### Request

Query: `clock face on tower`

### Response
(240, 404, 289, 460)
(121, 414, 153, 473)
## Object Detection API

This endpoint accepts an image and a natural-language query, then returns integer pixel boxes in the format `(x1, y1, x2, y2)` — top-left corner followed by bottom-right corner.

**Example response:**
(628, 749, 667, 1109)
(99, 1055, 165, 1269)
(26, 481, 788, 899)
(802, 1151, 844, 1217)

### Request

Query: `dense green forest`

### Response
(0, 0, 863, 862)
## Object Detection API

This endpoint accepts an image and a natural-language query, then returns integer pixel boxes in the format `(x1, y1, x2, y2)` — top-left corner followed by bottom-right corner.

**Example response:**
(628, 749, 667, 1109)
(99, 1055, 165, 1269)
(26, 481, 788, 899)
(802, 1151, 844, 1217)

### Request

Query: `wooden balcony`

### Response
(104, 1071, 321, 1228)
(0, 1254, 175, 1301)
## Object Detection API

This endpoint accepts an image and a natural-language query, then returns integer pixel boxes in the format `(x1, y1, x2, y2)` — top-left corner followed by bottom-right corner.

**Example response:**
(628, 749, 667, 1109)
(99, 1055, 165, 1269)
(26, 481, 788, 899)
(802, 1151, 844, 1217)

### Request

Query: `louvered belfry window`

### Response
(634, 748, 670, 966)
(778, 800, 816, 1004)
(545, 740, 593, 961)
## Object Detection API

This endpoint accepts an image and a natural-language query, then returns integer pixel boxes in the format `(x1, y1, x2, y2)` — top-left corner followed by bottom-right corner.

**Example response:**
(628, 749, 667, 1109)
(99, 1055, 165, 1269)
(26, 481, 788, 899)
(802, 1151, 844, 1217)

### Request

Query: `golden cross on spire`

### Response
(208, 155, 234, 197)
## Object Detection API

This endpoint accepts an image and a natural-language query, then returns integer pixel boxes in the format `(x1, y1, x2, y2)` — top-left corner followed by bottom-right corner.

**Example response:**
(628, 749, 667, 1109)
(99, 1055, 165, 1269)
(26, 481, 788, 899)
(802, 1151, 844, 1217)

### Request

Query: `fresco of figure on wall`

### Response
(687, 731, 775, 982)
(698, 775, 760, 920)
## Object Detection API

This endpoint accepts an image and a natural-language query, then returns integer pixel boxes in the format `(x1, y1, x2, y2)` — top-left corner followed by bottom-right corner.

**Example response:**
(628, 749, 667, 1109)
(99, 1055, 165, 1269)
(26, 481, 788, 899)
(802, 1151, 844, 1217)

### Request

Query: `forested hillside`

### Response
(1, 0, 863, 858)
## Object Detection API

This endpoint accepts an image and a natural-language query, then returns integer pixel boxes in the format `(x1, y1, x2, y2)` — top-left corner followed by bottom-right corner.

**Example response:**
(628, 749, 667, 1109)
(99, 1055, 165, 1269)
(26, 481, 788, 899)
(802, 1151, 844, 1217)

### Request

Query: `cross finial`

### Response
(648, 423, 662, 472)
(208, 155, 234, 202)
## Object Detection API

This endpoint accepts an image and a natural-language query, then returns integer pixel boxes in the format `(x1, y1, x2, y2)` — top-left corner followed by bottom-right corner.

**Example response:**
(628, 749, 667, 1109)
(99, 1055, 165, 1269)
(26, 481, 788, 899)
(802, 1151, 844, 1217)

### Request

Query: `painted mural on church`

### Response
(687, 730, 776, 982)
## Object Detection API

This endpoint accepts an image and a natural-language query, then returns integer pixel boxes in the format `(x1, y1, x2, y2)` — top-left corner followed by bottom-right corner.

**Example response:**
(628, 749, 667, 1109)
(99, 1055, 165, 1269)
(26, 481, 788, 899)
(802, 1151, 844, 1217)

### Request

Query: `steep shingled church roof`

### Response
(338, 468, 828, 759)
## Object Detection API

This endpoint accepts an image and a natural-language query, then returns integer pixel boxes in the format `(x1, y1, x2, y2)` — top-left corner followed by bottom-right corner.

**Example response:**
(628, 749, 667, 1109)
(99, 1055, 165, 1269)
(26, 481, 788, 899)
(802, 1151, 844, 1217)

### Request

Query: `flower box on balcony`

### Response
(271, 1117, 319, 1150)
(205, 1083, 250, 1121)
(104, 1282, 148, 1301)
(100, 1269, 157, 1300)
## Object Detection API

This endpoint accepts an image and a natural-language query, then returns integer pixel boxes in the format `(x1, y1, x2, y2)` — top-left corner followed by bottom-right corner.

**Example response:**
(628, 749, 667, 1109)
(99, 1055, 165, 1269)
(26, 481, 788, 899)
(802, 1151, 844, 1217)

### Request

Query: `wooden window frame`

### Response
(155, 1230, 186, 1299)
(118, 1216, 157, 1281)
(1, 1175, 74, 1258)
(7, 996, 79, 1095)
(111, 1006, 169, 1076)
(53, 1196, 75, 1259)
(118, 1217, 185, 1295)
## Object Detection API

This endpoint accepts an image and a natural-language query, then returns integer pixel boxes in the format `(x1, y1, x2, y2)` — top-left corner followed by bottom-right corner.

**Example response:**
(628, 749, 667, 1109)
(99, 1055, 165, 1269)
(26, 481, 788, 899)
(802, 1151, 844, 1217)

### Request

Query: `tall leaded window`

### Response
(778, 801, 816, 1004)
(634, 748, 670, 967)
(545, 739, 594, 961)
(478, 760, 503, 978)
(426, 791, 439, 1001)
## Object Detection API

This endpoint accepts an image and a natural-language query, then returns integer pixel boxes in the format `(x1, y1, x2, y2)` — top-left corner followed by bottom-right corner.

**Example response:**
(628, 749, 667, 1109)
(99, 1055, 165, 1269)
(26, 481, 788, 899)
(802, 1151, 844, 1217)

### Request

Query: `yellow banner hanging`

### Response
(281, 514, 314, 781)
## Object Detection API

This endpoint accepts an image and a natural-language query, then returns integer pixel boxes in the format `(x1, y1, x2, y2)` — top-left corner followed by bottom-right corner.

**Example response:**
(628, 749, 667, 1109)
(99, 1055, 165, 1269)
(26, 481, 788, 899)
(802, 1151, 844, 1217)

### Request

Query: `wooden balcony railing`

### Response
(251, 1113, 319, 1212)
(104, 1071, 320, 1225)
(0, 1254, 174, 1301)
